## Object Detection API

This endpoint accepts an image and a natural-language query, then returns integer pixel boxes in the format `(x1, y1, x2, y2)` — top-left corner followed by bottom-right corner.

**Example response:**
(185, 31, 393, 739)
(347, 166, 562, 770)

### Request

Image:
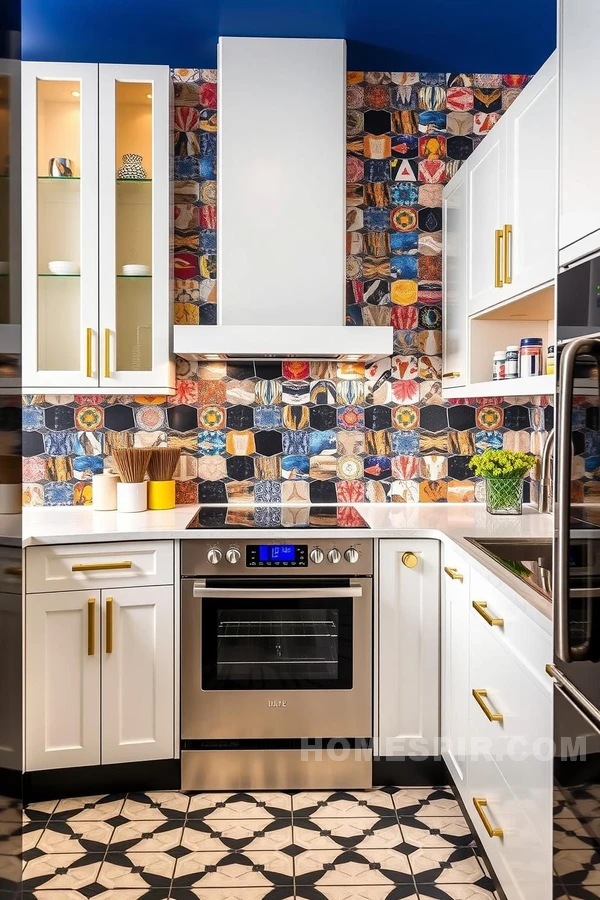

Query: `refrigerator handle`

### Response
(555, 337, 600, 663)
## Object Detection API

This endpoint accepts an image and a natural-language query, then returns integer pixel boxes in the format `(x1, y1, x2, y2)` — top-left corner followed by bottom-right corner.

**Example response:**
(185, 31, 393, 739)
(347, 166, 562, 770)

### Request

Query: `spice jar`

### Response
(519, 338, 543, 377)
(547, 345, 555, 375)
(493, 350, 506, 380)
(505, 345, 519, 379)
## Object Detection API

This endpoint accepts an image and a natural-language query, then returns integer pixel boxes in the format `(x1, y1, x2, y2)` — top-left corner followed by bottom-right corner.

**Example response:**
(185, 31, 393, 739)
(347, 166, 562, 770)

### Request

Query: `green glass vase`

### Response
(484, 474, 524, 515)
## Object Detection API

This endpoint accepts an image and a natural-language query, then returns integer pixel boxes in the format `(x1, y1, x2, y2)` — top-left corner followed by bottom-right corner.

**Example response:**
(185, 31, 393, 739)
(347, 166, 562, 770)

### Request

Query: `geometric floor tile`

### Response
(181, 818, 294, 852)
(35, 819, 114, 854)
(408, 848, 491, 885)
(294, 888, 418, 900)
(292, 791, 396, 819)
(416, 886, 499, 899)
(293, 817, 402, 851)
(172, 849, 294, 889)
(294, 848, 413, 887)
(187, 792, 292, 821)
(52, 795, 126, 822)
(21, 853, 104, 891)
(393, 790, 463, 818)
(554, 848, 600, 885)
(121, 792, 190, 821)
(97, 851, 176, 889)
(398, 816, 476, 850)
(170, 890, 295, 900)
(109, 819, 184, 852)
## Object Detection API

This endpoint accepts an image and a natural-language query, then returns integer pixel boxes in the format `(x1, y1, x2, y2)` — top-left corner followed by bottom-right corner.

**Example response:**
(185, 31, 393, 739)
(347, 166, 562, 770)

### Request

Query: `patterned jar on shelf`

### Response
(484, 474, 524, 515)
(117, 153, 146, 179)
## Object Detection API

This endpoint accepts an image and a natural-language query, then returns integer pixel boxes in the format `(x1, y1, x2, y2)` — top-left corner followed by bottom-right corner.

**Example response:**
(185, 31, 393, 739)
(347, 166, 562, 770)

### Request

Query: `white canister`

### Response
(92, 473, 119, 511)
(117, 481, 148, 513)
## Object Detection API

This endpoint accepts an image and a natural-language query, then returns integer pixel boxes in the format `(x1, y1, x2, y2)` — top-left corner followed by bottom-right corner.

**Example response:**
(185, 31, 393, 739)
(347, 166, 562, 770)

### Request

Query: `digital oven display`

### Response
(246, 544, 308, 567)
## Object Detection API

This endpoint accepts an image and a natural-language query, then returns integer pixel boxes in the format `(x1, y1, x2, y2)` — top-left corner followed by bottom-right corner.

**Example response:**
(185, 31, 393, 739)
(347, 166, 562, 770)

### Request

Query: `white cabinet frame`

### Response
(22, 62, 99, 392)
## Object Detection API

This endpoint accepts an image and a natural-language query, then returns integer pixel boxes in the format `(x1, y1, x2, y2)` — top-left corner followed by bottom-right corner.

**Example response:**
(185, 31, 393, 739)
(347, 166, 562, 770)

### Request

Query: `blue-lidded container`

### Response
(519, 337, 543, 377)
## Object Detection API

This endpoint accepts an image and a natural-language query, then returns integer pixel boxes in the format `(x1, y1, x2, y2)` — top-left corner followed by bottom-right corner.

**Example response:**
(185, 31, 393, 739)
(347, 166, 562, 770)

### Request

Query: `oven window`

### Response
(202, 598, 353, 690)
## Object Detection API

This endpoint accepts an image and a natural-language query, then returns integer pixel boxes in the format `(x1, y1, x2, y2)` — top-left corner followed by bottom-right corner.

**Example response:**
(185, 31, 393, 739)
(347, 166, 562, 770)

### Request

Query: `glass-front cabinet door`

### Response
(22, 62, 99, 391)
(99, 66, 172, 392)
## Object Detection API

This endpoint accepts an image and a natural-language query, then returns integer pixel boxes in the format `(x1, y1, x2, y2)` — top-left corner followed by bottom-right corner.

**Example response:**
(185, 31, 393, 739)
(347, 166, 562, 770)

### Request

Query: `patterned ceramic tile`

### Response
(25, 68, 552, 507)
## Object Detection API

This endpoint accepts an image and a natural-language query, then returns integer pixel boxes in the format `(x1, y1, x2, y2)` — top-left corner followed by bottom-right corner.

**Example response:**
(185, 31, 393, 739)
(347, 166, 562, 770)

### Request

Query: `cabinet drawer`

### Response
(0, 547, 23, 594)
(468, 750, 551, 900)
(470, 617, 552, 846)
(26, 542, 174, 593)
(469, 569, 551, 691)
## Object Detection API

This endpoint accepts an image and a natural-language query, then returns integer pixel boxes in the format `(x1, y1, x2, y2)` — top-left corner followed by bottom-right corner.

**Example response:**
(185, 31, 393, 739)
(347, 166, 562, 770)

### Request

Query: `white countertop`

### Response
(23, 503, 553, 624)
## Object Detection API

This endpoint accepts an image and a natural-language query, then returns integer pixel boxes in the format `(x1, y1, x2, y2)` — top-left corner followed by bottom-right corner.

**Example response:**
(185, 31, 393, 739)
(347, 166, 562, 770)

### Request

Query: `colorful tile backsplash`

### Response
(22, 69, 553, 507)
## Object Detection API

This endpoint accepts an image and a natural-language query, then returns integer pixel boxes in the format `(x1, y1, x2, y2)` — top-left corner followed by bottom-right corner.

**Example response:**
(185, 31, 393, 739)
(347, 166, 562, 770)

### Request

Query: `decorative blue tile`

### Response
(254, 406, 283, 430)
(282, 430, 310, 455)
(43, 431, 74, 455)
(254, 480, 282, 503)
(44, 483, 74, 506)
(198, 431, 226, 455)
(73, 456, 104, 477)
(282, 455, 310, 479)
(22, 406, 44, 431)
(392, 431, 420, 455)
(309, 430, 337, 455)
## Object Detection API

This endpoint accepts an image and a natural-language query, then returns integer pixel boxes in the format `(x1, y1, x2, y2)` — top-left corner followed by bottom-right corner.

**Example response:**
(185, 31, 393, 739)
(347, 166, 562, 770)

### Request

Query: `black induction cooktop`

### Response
(186, 505, 371, 530)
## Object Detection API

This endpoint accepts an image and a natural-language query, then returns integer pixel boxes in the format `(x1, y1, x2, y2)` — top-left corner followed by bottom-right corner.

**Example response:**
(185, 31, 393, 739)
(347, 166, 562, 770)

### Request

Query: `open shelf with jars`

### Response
(22, 62, 174, 393)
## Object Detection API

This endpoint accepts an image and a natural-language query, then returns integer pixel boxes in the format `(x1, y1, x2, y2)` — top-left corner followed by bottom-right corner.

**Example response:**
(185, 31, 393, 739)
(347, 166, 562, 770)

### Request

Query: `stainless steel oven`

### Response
(181, 537, 373, 790)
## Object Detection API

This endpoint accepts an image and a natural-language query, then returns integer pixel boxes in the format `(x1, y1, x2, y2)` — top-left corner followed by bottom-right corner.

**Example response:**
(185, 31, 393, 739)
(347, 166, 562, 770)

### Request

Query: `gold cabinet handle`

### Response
(4, 566, 22, 577)
(442, 372, 461, 378)
(86, 328, 93, 378)
(402, 551, 418, 569)
(106, 597, 113, 654)
(444, 566, 464, 582)
(503, 223, 512, 284)
(473, 688, 503, 722)
(104, 328, 111, 378)
(472, 600, 504, 627)
(72, 561, 132, 572)
(87, 598, 96, 656)
(494, 229, 504, 288)
(473, 797, 503, 838)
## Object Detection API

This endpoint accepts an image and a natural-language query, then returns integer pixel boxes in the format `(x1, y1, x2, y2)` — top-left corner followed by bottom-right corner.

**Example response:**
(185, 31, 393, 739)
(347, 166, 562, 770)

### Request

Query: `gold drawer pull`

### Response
(4, 566, 22, 577)
(87, 598, 95, 656)
(473, 689, 503, 722)
(473, 797, 504, 838)
(495, 228, 504, 288)
(72, 561, 132, 572)
(106, 597, 114, 654)
(472, 600, 504, 627)
(442, 372, 461, 379)
(402, 551, 418, 569)
(444, 566, 463, 582)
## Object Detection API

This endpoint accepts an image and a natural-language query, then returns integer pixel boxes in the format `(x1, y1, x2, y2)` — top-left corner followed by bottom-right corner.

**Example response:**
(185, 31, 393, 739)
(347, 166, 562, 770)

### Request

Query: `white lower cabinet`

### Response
(25, 567, 174, 771)
(440, 546, 553, 900)
(26, 590, 101, 771)
(378, 540, 440, 758)
(102, 586, 174, 764)
(441, 550, 470, 790)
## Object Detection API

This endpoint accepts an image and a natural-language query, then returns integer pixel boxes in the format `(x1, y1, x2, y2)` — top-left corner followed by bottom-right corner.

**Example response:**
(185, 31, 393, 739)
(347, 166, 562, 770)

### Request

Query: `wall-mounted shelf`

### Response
(444, 374, 555, 400)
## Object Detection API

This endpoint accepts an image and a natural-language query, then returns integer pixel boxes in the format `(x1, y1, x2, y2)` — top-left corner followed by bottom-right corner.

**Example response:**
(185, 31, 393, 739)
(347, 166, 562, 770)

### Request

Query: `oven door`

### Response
(181, 577, 372, 740)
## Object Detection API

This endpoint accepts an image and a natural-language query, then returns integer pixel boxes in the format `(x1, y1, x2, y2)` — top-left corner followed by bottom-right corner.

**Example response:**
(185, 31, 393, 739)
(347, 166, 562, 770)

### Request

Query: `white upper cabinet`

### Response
(467, 119, 507, 315)
(559, 0, 600, 265)
(22, 62, 174, 394)
(442, 162, 468, 387)
(504, 53, 557, 297)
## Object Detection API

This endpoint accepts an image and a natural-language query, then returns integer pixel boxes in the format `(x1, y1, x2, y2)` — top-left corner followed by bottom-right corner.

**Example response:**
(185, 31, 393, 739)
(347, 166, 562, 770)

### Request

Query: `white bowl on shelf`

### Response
(48, 260, 80, 275)
(122, 264, 150, 276)
(0, 261, 9, 275)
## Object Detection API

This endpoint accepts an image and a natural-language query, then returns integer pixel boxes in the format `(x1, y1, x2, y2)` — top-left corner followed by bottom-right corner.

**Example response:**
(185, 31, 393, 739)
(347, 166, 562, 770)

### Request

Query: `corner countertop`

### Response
(23, 503, 553, 626)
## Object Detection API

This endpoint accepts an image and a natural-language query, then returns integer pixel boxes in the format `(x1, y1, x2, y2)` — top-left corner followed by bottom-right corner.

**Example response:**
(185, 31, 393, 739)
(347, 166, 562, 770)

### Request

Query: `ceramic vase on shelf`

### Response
(484, 474, 524, 516)
(48, 157, 73, 177)
(117, 153, 146, 179)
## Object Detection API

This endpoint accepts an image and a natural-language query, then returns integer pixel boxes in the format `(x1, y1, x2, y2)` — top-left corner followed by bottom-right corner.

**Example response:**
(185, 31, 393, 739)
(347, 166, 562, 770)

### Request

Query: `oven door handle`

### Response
(192, 583, 364, 600)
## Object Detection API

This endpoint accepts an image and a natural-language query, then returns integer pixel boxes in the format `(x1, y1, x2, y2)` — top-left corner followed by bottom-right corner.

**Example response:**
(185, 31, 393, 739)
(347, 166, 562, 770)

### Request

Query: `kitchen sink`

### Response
(466, 538, 553, 601)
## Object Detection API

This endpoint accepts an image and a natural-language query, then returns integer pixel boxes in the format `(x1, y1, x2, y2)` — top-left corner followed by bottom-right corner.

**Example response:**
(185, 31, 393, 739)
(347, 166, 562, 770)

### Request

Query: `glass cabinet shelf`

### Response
(117, 274, 152, 278)
(37, 273, 81, 278)
(116, 178, 152, 183)
(37, 176, 81, 180)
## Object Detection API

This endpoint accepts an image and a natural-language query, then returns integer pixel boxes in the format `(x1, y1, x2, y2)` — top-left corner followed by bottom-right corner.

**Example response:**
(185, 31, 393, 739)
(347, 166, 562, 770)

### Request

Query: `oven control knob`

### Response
(310, 548, 324, 564)
(226, 548, 241, 565)
(207, 548, 222, 565)
(328, 548, 342, 564)
(344, 548, 359, 564)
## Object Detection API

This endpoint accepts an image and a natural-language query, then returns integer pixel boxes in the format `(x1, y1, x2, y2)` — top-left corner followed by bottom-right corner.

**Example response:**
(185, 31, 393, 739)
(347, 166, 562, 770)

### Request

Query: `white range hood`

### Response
(174, 36, 392, 362)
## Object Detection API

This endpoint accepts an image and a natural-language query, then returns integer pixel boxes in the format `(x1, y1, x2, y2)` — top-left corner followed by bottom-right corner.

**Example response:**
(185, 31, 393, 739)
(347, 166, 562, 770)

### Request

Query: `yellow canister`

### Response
(148, 480, 176, 510)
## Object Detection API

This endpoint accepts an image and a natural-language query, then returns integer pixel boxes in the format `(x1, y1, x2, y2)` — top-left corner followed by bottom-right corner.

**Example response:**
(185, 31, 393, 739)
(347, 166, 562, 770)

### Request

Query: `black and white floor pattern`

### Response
(18, 787, 501, 899)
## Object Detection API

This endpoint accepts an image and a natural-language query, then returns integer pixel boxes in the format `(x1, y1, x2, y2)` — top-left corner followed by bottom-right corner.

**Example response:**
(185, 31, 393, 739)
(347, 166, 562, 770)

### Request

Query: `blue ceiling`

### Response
(22, 0, 556, 74)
